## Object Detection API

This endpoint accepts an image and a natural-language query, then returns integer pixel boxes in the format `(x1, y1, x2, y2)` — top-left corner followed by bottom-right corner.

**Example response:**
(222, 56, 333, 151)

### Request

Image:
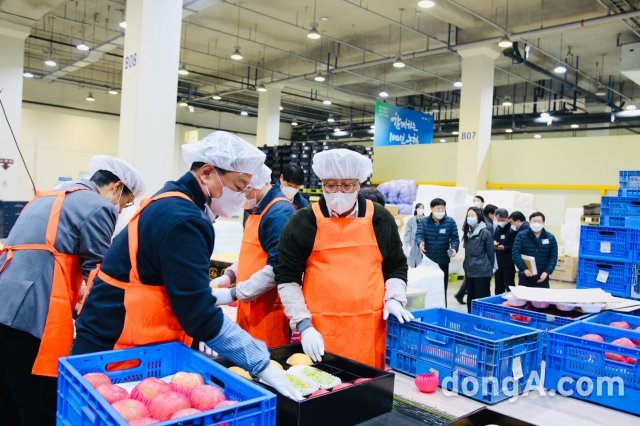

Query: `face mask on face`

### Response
(205, 170, 248, 218)
(325, 192, 358, 215)
(433, 211, 445, 220)
(203, 204, 217, 225)
(530, 223, 544, 233)
(467, 216, 478, 227)
(497, 221, 509, 228)
(473, 201, 482, 209)
(243, 194, 258, 210)
(281, 184, 299, 201)
(511, 224, 518, 232)
(416, 208, 425, 216)
(107, 184, 124, 212)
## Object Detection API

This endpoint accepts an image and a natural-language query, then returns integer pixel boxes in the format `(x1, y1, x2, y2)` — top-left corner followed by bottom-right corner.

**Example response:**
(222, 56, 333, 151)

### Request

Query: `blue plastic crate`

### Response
(576, 256, 640, 299)
(579, 225, 640, 261)
(545, 321, 640, 415)
(385, 308, 542, 404)
(619, 188, 640, 197)
(57, 342, 276, 426)
(619, 170, 640, 190)
(583, 311, 640, 330)
(600, 196, 640, 219)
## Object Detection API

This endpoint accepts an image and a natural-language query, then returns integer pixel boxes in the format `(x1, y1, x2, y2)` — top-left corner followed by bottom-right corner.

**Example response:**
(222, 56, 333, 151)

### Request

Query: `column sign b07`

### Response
(373, 102, 433, 146)
(124, 52, 138, 70)
(460, 131, 477, 141)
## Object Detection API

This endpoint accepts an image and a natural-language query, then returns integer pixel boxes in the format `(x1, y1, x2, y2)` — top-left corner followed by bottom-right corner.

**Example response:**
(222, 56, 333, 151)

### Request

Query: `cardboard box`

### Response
(385, 205, 399, 216)
(550, 255, 578, 282)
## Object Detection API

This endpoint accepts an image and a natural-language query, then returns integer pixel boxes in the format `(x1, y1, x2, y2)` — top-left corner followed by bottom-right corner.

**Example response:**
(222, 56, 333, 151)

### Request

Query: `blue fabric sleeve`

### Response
(450, 220, 460, 251)
(415, 218, 426, 246)
(259, 201, 296, 268)
(512, 233, 527, 271)
(545, 235, 559, 275)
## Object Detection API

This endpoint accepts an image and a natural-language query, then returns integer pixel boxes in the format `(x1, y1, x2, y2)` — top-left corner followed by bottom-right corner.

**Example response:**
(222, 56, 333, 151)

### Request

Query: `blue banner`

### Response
(373, 102, 434, 146)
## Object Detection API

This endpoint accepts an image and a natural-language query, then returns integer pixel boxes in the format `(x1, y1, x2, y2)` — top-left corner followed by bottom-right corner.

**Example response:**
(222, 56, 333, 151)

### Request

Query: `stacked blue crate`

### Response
(1, 201, 28, 238)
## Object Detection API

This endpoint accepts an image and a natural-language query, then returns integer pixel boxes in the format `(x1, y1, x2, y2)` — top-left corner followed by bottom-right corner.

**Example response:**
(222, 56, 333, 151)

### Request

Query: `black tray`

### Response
(447, 407, 536, 426)
(216, 344, 395, 426)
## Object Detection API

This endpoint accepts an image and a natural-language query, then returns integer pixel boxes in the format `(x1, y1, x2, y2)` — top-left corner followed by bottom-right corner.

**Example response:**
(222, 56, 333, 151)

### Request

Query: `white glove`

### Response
(211, 275, 231, 288)
(301, 327, 324, 362)
(212, 288, 235, 306)
(383, 299, 415, 324)
(257, 363, 304, 401)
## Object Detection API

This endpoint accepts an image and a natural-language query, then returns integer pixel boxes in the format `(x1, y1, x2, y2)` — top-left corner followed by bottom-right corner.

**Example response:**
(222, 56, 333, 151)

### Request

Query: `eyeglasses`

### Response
(322, 182, 359, 193)
(124, 201, 135, 208)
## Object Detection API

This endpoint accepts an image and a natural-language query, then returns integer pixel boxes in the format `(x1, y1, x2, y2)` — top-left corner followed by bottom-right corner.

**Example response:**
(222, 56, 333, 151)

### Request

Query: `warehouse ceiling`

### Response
(9, 0, 640, 138)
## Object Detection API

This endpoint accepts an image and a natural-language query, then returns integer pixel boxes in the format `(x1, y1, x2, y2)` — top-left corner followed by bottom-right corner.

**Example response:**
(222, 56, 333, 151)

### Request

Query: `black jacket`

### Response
(415, 215, 460, 265)
(462, 223, 495, 278)
(494, 224, 516, 268)
(512, 228, 559, 276)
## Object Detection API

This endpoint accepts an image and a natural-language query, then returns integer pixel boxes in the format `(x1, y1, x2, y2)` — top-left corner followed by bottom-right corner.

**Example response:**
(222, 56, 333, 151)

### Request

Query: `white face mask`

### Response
(325, 192, 358, 215)
(416, 208, 425, 216)
(243, 195, 258, 210)
(433, 211, 445, 220)
(206, 170, 248, 218)
(203, 204, 217, 225)
(106, 184, 124, 212)
(473, 201, 483, 209)
(530, 223, 544, 233)
(497, 221, 509, 228)
(281, 184, 299, 201)
(511, 224, 518, 231)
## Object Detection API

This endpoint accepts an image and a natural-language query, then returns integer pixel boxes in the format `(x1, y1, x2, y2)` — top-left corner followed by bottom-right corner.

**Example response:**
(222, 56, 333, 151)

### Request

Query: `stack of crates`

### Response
(576, 170, 640, 299)
(0, 201, 28, 238)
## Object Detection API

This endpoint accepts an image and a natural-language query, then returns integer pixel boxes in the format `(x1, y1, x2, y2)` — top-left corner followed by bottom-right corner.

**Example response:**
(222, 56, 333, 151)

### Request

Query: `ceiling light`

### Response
(44, 59, 57, 67)
(314, 73, 326, 82)
(178, 65, 189, 76)
(334, 130, 348, 137)
(370, 124, 375, 129)
(306, 23, 321, 40)
(23, 72, 34, 78)
(179, 99, 189, 107)
(534, 134, 542, 139)
(370, 136, 375, 140)
(497, 35, 513, 49)
(188, 105, 195, 113)
(502, 97, 513, 107)
(279, 106, 283, 111)
(453, 80, 463, 88)
(76, 43, 90, 51)
(505, 128, 513, 133)
(392, 56, 405, 68)
(327, 116, 335, 123)
(230, 46, 243, 61)
(291, 120, 299, 126)
(540, 111, 550, 119)
(240, 110, 249, 116)
(323, 98, 332, 105)
(595, 90, 607, 96)
(119, 21, 127, 29)
(379, 90, 389, 98)
(108, 88, 118, 95)
(86, 92, 95, 102)
(452, 130, 459, 135)
(212, 93, 222, 100)
(368, 128, 375, 134)
(626, 104, 637, 111)
(439, 138, 446, 143)
(320, 16, 329, 21)
(417, 0, 435, 8)
(553, 64, 567, 74)
(334, 127, 341, 133)
(616, 109, 640, 117)
(570, 123, 579, 129)
(256, 84, 267, 93)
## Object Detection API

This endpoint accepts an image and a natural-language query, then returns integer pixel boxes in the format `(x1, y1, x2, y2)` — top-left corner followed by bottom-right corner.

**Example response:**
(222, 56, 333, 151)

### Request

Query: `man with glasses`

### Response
(275, 149, 412, 369)
(0, 155, 144, 425)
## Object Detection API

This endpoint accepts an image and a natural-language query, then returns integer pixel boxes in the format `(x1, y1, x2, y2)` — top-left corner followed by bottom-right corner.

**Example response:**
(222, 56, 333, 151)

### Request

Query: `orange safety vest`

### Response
(303, 200, 386, 368)
(0, 188, 94, 377)
(95, 191, 194, 350)
(236, 197, 291, 347)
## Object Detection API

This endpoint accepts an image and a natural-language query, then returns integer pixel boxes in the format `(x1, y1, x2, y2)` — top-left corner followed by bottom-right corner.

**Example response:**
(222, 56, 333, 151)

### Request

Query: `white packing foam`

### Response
(564, 208, 584, 226)
(476, 190, 535, 211)
(415, 185, 469, 207)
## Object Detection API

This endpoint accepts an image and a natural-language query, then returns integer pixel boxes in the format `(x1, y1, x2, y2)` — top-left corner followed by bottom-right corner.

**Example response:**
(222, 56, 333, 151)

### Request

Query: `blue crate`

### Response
(57, 342, 276, 426)
(600, 196, 640, 219)
(579, 225, 640, 261)
(576, 256, 640, 299)
(619, 188, 640, 197)
(619, 170, 640, 190)
(545, 321, 640, 415)
(583, 311, 640, 330)
(385, 308, 542, 404)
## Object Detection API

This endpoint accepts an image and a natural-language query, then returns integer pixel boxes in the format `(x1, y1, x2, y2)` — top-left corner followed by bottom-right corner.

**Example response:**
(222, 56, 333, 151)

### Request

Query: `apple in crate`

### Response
(609, 321, 631, 329)
(131, 377, 171, 405)
(309, 389, 329, 398)
(354, 378, 372, 385)
(189, 384, 226, 411)
(111, 399, 149, 422)
(96, 384, 129, 404)
(129, 418, 157, 426)
(170, 408, 201, 419)
(581, 334, 604, 342)
(170, 372, 204, 396)
(149, 391, 191, 421)
(332, 382, 353, 391)
(83, 372, 111, 388)
(215, 400, 238, 408)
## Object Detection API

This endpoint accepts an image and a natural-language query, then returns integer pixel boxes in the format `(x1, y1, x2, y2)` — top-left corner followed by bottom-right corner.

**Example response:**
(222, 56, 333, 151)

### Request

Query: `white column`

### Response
(455, 46, 500, 195)
(256, 84, 283, 147)
(0, 22, 31, 200)
(118, 0, 183, 195)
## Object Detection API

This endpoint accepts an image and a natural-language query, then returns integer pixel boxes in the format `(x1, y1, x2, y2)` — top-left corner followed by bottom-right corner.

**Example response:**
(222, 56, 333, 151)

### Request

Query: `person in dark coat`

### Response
(404, 203, 425, 268)
(483, 204, 497, 234)
(493, 208, 516, 294)
(462, 207, 495, 313)
(512, 211, 558, 288)
(277, 163, 309, 210)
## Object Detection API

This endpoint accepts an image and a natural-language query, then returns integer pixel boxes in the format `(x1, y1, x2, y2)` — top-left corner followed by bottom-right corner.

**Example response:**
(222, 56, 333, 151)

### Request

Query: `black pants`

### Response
(456, 279, 468, 298)
(437, 263, 449, 308)
(466, 277, 492, 313)
(0, 324, 57, 426)
(518, 274, 551, 288)
(494, 265, 516, 294)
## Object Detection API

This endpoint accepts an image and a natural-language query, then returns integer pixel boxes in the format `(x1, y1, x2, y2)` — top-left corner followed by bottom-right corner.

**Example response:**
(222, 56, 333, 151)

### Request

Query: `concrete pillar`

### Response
(118, 0, 183, 195)
(455, 46, 500, 195)
(0, 21, 31, 200)
(256, 84, 283, 147)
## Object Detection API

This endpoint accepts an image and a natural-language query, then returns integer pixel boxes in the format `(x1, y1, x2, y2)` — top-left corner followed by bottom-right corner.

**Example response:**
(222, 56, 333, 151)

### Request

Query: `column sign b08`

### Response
(373, 102, 433, 146)
(460, 131, 477, 141)
(124, 52, 138, 70)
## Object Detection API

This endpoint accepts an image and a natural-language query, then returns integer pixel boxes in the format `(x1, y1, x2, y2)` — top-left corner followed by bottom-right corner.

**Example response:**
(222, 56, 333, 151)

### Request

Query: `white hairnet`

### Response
(312, 149, 373, 183)
(181, 131, 266, 176)
(250, 165, 272, 190)
(88, 155, 145, 197)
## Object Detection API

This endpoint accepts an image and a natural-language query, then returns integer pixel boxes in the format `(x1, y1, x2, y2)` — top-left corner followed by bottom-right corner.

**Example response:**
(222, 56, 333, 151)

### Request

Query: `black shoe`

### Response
(454, 293, 465, 305)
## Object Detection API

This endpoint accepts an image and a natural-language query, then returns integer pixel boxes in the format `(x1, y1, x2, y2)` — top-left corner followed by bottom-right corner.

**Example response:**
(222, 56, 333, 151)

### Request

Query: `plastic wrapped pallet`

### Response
(564, 207, 584, 226)
(476, 190, 535, 211)
(407, 258, 446, 308)
(561, 224, 581, 244)
(415, 185, 468, 207)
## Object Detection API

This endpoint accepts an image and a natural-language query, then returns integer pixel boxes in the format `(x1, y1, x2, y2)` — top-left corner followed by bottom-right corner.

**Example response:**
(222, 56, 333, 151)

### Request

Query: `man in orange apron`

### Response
(211, 165, 296, 347)
(0, 156, 144, 425)
(275, 149, 413, 369)
(73, 132, 302, 402)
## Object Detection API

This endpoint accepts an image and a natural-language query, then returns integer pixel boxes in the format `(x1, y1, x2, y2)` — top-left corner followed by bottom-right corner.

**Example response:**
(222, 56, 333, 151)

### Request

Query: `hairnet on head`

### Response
(312, 149, 373, 183)
(250, 165, 272, 190)
(181, 131, 266, 176)
(88, 155, 145, 197)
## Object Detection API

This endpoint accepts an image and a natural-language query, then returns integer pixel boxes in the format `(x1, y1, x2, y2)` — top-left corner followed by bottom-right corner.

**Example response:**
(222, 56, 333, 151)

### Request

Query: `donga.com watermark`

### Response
(440, 371, 625, 402)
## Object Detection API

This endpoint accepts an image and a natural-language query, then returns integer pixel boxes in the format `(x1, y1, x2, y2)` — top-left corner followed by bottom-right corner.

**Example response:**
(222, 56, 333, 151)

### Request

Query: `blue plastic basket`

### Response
(579, 226, 640, 261)
(619, 188, 640, 197)
(385, 308, 543, 404)
(619, 170, 640, 190)
(600, 196, 640, 219)
(583, 311, 640, 330)
(545, 321, 640, 415)
(57, 342, 276, 426)
(576, 256, 640, 299)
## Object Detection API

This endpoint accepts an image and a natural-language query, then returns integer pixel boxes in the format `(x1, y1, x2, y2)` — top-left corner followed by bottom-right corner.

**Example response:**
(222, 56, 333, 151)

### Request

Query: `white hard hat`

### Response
(88, 155, 145, 197)
(181, 131, 266, 176)
(312, 149, 372, 183)
(250, 165, 272, 190)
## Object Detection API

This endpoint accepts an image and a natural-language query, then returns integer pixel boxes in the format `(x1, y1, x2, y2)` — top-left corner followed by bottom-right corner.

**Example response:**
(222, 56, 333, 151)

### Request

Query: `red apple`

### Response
(215, 400, 238, 409)
(170, 408, 201, 420)
(354, 378, 372, 385)
(332, 383, 353, 391)
(111, 399, 149, 422)
(131, 378, 171, 405)
(609, 321, 631, 330)
(188, 384, 226, 411)
(129, 418, 157, 426)
(170, 372, 204, 396)
(309, 389, 329, 398)
(148, 391, 191, 421)
(96, 384, 129, 404)
(581, 333, 604, 342)
(83, 373, 111, 388)
(612, 337, 637, 348)
(605, 352, 626, 362)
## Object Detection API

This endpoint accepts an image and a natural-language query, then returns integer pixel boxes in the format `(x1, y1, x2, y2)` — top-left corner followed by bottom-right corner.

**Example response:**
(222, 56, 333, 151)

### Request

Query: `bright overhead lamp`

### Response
(502, 97, 513, 107)
(540, 111, 550, 119)
(240, 110, 249, 116)
(86, 92, 95, 102)
(570, 123, 580, 129)
(625, 104, 637, 111)
(616, 109, 640, 117)
(44, 59, 57, 67)
(333, 127, 341, 133)
(119, 21, 127, 29)
(178, 65, 189, 76)
(595, 91, 607, 96)
(370, 124, 375, 129)
(327, 116, 335, 123)
(505, 128, 513, 133)
(452, 130, 459, 135)
(306, 23, 321, 40)
(417, 1, 435, 8)
(279, 106, 284, 111)
(497, 35, 513, 49)
(291, 119, 299, 126)
(392, 56, 405, 68)
(23, 72, 34, 78)
(314, 73, 326, 82)
(379, 90, 389, 98)
(188, 105, 195, 113)
(108, 88, 118, 95)
(179, 99, 189, 107)
(453, 80, 463, 88)
(230, 46, 243, 61)
(439, 138, 446, 143)
(534, 134, 542, 139)
(76, 42, 90, 51)
(212, 93, 222, 100)
(256, 84, 267, 93)
(323, 98, 332, 105)
(553, 64, 567, 74)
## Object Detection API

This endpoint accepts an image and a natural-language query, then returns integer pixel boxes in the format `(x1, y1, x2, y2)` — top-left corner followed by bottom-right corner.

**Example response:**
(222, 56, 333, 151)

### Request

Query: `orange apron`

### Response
(303, 200, 386, 368)
(0, 188, 91, 377)
(97, 191, 193, 350)
(236, 197, 291, 347)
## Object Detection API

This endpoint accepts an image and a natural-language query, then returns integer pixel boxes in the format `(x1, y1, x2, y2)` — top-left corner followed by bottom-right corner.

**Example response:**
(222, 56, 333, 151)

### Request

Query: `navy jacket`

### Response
(272, 182, 309, 210)
(415, 214, 460, 265)
(512, 228, 559, 276)
(73, 172, 223, 354)
(494, 224, 516, 268)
